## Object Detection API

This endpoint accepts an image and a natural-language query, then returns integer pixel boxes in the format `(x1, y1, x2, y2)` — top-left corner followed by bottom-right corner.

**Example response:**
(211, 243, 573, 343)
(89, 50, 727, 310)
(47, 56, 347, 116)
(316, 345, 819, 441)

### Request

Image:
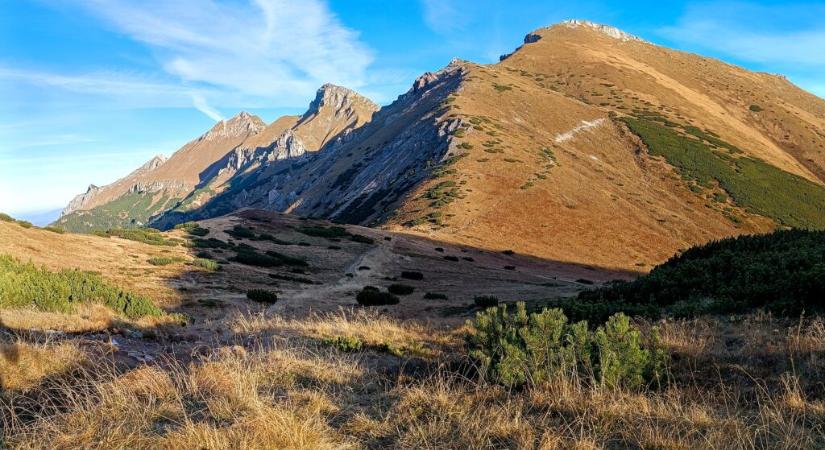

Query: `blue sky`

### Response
(1, 0, 823, 221)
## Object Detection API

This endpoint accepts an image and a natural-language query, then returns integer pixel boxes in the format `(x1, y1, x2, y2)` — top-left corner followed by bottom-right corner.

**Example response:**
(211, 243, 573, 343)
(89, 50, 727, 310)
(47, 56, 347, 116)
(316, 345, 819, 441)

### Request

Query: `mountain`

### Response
(56, 20, 825, 271)
(55, 85, 378, 232)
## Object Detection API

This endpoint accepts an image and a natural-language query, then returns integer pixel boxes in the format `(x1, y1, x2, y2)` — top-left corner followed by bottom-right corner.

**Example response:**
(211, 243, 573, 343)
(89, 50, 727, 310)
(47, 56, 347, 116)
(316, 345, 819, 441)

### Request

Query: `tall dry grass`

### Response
(2, 311, 824, 449)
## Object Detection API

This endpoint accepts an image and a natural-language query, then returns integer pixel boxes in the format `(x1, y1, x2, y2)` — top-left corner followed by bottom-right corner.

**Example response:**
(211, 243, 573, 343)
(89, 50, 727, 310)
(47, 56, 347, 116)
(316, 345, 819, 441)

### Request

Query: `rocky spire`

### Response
(301, 84, 379, 122)
(202, 111, 266, 141)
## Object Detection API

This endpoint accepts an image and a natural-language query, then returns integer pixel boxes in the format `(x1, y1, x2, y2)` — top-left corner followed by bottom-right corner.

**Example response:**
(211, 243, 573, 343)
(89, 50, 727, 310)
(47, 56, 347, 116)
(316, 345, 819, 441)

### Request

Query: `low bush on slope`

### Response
(0, 254, 162, 318)
(622, 117, 825, 229)
(560, 229, 825, 321)
(94, 227, 178, 246)
(468, 302, 666, 389)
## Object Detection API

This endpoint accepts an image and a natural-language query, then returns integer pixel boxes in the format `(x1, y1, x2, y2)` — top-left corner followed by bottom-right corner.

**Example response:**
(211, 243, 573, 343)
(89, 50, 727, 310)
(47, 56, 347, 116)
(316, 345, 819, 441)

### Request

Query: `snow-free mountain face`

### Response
(56, 21, 825, 271)
(55, 84, 378, 232)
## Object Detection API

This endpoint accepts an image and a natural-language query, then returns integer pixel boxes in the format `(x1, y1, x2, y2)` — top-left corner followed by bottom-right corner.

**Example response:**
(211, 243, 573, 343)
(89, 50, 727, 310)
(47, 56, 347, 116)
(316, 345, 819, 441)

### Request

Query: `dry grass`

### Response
(231, 308, 460, 356)
(0, 304, 179, 334)
(2, 312, 825, 449)
(0, 337, 88, 392)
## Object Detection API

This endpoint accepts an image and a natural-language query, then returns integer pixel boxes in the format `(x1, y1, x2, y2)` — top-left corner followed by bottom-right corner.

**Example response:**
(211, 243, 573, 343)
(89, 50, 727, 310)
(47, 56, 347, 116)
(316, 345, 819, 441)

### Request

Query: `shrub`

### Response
(147, 256, 184, 266)
(0, 254, 162, 318)
(246, 289, 278, 304)
(388, 284, 415, 295)
(226, 225, 255, 239)
(322, 335, 364, 352)
(17, 220, 33, 228)
(356, 286, 400, 306)
(299, 226, 349, 239)
(232, 249, 282, 268)
(193, 258, 220, 271)
(265, 250, 308, 267)
(43, 226, 65, 234)
(622, 117, 825, 229)
(192, 238, 232, 249)
(401, 271, 424, 280)
(0, 212, 13, 222)
(749, 104, 763, 112)
(424, 292, 448, 300)
(467, 302, 665, 388)
(102, 228, 177, 246)
(571, 229, 825, 320)
(474, 295, 499, 308)
(349, 234, 375, 244)
(269, 273, 314, 284)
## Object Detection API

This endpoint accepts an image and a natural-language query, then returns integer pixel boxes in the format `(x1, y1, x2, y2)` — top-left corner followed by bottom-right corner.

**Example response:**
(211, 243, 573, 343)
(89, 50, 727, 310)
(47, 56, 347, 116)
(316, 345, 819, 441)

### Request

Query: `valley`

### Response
(3, 18, 825, 450)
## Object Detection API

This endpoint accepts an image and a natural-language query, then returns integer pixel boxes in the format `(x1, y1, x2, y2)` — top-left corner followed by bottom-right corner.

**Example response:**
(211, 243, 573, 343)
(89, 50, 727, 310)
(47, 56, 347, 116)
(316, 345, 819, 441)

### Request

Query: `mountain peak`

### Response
(555, 19, 644, 42)
(302, 84, 378, 121)
(202, 111, 266, 141)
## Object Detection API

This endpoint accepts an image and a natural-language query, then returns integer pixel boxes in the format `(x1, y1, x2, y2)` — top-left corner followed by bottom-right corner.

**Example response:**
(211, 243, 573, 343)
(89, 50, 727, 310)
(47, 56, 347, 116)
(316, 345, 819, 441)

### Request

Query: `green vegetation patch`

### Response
(468, 302, 666, 388)
(356, 286, 399, 306)
(147, 256, 185, 266)
(56, 192, 177, 233)
(566, 229, 825, 321)
(622, 117, 825, 229)
(96, 227, 178, 246)
(193, 258, 220, 271)
(0, 254, 162, 318)
(246, 288, 278, 304)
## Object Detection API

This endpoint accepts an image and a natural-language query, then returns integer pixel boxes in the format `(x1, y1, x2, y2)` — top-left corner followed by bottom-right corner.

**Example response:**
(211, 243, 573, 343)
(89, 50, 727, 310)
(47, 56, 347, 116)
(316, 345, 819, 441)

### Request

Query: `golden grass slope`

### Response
(389, 22, 824, 271)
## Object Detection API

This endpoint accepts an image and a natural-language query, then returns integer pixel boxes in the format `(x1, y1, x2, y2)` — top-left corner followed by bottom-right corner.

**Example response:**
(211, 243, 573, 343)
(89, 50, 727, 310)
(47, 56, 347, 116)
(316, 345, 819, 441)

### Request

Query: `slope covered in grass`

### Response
(623, 117, 825, 229)
(566, 229, 825, 321)
(0, 254, 163, 318)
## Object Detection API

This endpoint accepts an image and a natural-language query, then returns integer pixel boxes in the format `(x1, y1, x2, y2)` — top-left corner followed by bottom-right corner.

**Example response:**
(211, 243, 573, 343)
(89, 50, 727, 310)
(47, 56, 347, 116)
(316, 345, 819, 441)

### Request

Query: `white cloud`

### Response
(67, 0, 374, 110)
(191, 94, 224, 122)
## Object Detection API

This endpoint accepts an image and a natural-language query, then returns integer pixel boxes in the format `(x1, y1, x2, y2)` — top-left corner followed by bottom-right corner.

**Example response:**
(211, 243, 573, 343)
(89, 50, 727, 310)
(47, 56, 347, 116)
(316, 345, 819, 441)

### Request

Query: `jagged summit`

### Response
(556, 19, 645, 42)
(202, 111, 266, 141)
(301, 84, 379, 121)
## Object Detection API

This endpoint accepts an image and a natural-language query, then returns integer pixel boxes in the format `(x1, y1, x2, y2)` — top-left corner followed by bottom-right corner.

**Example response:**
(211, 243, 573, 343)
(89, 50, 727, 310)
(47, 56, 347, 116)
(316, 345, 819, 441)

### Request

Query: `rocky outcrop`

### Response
(300, 84, 379, 124)
(61, 184, 103, 216)
(559, 20, 645, 42)
(201, 112, 266, 142)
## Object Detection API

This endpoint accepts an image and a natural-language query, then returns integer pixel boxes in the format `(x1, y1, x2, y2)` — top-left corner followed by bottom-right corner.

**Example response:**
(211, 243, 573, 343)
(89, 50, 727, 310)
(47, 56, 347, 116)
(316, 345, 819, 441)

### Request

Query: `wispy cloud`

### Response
(191, 93, 224, 122)
(64, 0, 374, 111)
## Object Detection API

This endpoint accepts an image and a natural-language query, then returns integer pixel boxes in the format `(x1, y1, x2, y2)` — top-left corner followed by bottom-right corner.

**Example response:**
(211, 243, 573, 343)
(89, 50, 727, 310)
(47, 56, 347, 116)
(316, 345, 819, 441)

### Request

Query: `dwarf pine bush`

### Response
(467, 302, 665, 389)
(0, 254, 162, 318)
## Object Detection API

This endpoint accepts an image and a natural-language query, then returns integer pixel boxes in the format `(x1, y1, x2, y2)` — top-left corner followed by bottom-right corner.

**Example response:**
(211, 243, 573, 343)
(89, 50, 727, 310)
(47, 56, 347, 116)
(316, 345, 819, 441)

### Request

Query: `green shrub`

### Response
(246, 289, 278, 304)
(388, 284, 415, 295)
(43, 226, 65, 234)
(17, 220, 33, 228)
(269, 273, 314, 284)
(226, 225, 256, 239)
(571, 229, 825, 320)
(467, 302, 665, 388)
(401, 271, 424, 280)
(101, 228, 177, 246)
(0, 254, 162, 318)
(622, 117, 825, 229)
(322, 335, 364, 352)
(0, 213, 13, 222)
(356, 286, 399, 306)
(749, 104, 763, 112)
(147, 256, 184, 266)
(424, 292, 448, 300)
(265, 250, 308, 267)
(232, 249, 282, 267)
(349, 234, 375, 244)
(299, 226, 349, 239)
(193, 258, 220, 271)
(192, 238, 232, 249)
(474, 295, 499, 308)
